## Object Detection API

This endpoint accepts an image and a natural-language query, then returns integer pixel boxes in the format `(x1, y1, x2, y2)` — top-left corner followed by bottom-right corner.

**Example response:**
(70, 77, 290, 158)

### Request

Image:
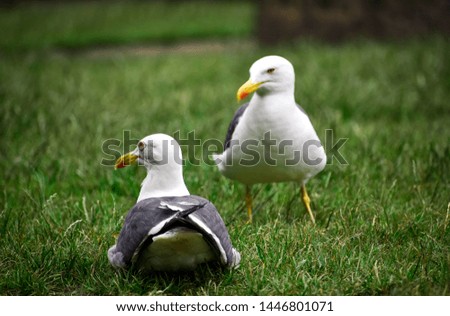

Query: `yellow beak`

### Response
(115, 152, 138, 169)
(236, 79, 263, 102)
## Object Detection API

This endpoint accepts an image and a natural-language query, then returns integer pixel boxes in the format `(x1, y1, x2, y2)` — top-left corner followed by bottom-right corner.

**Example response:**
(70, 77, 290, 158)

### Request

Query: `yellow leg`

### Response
(245, 185, 253, 223)
(301, 184, 316, 224)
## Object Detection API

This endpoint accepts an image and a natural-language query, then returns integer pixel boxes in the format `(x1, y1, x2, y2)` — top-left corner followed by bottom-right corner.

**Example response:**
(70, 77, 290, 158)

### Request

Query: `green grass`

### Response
(0, 2, 449, 296)
(0, 0, 254, 51)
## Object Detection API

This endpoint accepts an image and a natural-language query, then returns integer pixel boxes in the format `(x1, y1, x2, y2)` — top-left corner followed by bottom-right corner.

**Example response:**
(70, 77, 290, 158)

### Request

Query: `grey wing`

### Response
(224, 102, 249, 150)
(108, 198, 179, 268)
(183, 196, 241, 267)
(108, 196, 240, 269)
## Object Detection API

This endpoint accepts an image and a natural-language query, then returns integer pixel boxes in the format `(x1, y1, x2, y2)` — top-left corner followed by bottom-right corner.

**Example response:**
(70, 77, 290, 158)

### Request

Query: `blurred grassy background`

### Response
(0, 1, 254, 51)
(0, 0, 448, 295)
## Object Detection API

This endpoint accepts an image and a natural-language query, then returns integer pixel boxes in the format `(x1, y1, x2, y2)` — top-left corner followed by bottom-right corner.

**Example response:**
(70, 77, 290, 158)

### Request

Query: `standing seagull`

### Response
(108, 133, 240, 272)
(213, 56, 326, 224)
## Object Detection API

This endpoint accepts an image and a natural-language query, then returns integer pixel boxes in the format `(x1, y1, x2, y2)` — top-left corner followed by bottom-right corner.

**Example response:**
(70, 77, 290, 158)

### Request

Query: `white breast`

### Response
(219, 98, 326, 185)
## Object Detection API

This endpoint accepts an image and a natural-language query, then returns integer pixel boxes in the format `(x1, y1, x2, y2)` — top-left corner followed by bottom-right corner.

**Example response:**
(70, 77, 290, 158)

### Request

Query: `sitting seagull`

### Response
(108, 133, 241, 272)
(213, 56, 326, 224)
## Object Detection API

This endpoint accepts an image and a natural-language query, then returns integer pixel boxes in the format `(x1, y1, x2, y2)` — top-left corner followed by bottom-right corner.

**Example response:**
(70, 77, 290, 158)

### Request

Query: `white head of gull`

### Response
(115, 133, 189, 201)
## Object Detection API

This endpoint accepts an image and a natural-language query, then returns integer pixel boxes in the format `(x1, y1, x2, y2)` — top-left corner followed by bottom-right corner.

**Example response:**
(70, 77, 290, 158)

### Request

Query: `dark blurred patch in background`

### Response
(257, 0, 450, 44)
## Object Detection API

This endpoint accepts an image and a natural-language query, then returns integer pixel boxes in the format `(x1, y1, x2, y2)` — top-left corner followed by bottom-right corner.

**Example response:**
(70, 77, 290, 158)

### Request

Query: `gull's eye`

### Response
(138, 141, 145, 151)
(267, 68, 275, 74)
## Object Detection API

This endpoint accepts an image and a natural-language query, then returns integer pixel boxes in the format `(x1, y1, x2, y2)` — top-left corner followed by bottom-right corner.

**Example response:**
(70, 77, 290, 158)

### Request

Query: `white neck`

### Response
(254, 88, 295, 105)
(137, 164, 190, 202)
(249, 90, 297, 115)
